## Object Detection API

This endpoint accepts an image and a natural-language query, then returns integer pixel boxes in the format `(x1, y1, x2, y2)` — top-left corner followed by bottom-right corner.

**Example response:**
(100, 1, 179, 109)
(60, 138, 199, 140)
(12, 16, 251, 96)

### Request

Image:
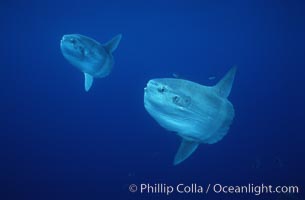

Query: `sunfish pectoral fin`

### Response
(173, 139, 199, 165)
(214, 66, 237, 98)
(84, 73, 94, 91)
(103, 34, 122, 53)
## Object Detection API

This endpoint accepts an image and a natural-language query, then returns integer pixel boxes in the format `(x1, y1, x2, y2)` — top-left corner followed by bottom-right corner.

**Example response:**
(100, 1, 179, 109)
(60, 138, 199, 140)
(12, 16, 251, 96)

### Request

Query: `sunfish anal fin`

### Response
(214, 66, 237, 98)
(84, 73, 94, 92)
(174, 139, 199, 165)
(103, 34, 122, 53)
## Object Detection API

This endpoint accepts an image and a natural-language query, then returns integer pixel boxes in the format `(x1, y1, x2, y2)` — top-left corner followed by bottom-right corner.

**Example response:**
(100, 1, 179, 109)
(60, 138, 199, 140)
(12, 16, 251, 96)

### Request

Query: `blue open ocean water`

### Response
(1, 0, 305, 199)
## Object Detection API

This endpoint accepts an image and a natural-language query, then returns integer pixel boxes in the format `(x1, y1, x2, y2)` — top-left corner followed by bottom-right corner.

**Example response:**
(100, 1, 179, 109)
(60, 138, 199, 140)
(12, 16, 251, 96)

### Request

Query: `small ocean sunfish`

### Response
(144, 67, 236, 165)
(60, 34, 122, 91)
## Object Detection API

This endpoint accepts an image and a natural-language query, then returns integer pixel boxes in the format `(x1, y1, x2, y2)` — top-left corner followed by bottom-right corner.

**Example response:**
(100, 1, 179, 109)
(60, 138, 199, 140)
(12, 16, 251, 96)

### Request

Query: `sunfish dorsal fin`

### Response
(103, 34, 122, 53)
(174, 139, 199, 165)
(213, 66, 237, 98)
(84, 73, 94, 91)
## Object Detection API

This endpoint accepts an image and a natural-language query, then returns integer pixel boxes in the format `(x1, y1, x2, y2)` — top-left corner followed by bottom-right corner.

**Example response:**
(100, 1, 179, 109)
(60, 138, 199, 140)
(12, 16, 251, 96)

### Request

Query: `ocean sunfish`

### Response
(60, 34, 122, 91)
(144, 67, 236, 165)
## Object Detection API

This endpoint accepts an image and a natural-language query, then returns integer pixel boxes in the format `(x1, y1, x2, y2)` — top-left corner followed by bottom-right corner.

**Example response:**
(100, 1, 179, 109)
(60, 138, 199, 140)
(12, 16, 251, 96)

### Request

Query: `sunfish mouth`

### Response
(60, 36, 67, 47)
(144, 82, 155, 94)
(145, 80, 159, 91)
(61, 35, 69, 41)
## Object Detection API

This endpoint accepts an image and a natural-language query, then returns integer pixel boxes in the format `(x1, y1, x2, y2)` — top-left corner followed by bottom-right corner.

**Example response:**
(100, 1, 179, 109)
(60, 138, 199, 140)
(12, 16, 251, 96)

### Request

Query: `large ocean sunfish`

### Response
(144, 67, 236, 165)
(60, 34, 122, 91)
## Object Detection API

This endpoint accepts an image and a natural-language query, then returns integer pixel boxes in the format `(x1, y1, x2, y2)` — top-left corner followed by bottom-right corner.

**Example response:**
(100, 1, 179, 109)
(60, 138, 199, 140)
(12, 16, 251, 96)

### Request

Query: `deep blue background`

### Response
(1, 0, 305, 199)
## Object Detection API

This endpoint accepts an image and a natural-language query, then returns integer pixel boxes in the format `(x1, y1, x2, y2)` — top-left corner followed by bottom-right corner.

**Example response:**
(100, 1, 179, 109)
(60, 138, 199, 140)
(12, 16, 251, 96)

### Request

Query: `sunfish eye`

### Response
(172, 95, 179, 103)
(183, 97, 191, 105)
(158, 86, 166, 93)
(79, 46, 84, 54)
(172, 95, 191, 107)
(70, 38, 76, 44)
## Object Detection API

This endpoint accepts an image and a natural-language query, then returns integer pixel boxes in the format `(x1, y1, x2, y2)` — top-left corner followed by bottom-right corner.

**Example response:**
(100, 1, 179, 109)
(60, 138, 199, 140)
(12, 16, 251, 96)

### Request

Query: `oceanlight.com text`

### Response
(128, 183, 299, 196)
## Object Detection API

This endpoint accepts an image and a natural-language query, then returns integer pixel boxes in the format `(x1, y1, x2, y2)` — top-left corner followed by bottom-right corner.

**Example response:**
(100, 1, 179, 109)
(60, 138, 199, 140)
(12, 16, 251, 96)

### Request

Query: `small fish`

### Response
(172, 73, 180, 78)
(252, 158, 262, 169)
(208, 76, 216, 80)
(274, 156, 284, 168)
(128, 172, 135, 177)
